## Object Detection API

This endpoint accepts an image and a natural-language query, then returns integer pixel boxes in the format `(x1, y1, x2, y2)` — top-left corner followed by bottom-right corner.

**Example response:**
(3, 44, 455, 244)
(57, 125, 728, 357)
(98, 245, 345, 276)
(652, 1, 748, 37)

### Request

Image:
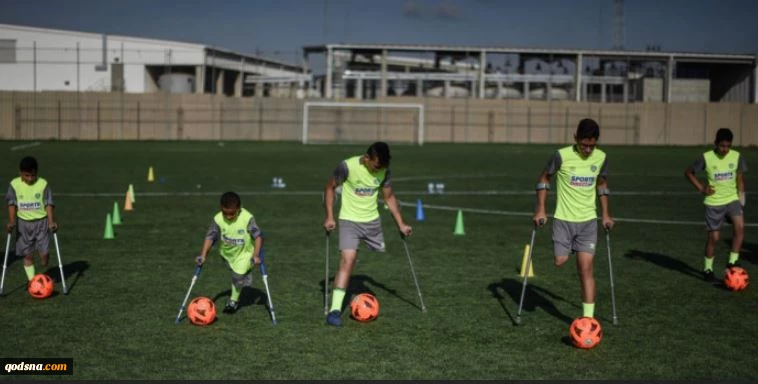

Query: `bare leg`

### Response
(40, 252, 49, 268)
(333, 249, 357, 290)
(576, 251, 595, 304)
(730, 216, 745, 255)
(705, 230, 720, 258)
(555, 255, 569, 267)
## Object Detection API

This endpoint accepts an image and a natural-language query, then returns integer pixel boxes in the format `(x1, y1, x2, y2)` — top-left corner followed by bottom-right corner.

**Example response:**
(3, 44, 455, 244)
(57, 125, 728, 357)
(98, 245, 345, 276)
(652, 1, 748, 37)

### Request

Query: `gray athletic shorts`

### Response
(552, 218, 597, 257)
(339, 218, 386, 252)
(15, 218, 49, 256)
(705, 200, 743, 231)
(231, 270, 253, 289)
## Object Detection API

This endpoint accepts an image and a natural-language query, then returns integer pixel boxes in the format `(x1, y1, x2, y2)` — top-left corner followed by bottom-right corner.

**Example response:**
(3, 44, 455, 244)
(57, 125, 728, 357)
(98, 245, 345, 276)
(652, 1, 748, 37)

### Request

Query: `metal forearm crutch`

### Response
(0, 233, 11, 295)
(401, 235, 427, 313)
(52, 232, 68, 295)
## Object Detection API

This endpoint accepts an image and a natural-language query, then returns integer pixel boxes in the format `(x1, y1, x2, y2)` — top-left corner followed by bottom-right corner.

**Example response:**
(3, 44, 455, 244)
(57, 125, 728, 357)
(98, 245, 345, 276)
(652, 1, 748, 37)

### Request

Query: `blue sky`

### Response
(2, 0, 757, 64)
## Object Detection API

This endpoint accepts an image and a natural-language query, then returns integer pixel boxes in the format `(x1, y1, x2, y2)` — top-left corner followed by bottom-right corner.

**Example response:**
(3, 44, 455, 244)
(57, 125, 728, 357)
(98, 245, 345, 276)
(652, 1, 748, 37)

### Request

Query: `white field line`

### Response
(55, 190, 758, 197)
(394, 200, 758, 228)
(393, 172, 696, 182)
(10, 141, 41, 151)
(53, 189, 757, 227)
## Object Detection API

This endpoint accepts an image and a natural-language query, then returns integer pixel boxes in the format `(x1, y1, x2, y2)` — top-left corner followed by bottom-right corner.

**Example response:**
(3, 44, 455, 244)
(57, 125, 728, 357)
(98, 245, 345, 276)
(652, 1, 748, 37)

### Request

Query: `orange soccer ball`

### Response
(724, 267, 749, 292)
(350, 293, 380, 322)
(569, 317, 603, 349)
(28, 273, 54, 299)
(187, 296, 216, 326)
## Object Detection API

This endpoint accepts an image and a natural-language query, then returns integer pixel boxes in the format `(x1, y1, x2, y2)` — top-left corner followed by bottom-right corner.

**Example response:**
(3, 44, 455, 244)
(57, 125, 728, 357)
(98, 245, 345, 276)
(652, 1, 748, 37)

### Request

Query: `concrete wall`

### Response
(671, 79, 710, 102)
(1, 91, 757, 146)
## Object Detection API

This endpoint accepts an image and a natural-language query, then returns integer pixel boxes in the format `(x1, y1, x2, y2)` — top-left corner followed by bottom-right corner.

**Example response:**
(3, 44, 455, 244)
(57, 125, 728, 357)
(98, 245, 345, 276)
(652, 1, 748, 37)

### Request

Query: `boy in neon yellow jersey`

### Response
(323, 141, 413, 327)
(5, 156, 58, 284)
(195, 192, 263, 314)
(533, 118, 614, 319)
(685, 128, 747, 282)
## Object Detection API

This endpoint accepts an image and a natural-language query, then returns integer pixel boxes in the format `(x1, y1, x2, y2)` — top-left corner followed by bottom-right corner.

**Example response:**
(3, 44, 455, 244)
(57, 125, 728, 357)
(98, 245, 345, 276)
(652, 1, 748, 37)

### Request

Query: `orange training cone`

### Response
(124, 190, 133, 212)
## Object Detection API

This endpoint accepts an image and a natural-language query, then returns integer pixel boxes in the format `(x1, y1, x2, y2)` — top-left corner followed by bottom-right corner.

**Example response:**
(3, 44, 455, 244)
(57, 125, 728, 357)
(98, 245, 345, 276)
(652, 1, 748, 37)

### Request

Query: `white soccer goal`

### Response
(302, 102, 425, 146)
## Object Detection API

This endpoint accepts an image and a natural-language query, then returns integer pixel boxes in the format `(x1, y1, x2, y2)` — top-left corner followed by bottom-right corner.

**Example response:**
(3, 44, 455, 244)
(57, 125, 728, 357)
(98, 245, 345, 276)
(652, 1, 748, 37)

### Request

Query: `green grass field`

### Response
(1, 140, 756, 380)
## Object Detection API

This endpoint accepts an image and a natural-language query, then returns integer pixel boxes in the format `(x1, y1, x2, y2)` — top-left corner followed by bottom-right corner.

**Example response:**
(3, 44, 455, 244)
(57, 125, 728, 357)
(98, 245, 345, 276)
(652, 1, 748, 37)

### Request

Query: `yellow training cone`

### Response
(147, 166, 155, 182)
(128, 184, 135, 203)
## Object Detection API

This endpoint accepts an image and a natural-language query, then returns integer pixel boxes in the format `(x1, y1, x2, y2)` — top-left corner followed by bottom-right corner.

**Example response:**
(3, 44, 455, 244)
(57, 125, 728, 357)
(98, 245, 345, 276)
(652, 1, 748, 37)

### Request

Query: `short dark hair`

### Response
(575, 118, 600, 140)
(220, 191, 241, 209)
(715, 128, 733, 144)
(367, 141, 391, 168)
(19, 156, 38, 172)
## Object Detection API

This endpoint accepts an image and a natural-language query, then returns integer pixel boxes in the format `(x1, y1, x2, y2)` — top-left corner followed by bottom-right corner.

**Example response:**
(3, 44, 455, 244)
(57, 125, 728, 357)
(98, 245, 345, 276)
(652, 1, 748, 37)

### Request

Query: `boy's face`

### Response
(221, 206, 240, 222)
(715, 140, 732, 157)
(363, 155, 385, 174)
(20, 170, 37, 185)
(575, 136, 598, 159)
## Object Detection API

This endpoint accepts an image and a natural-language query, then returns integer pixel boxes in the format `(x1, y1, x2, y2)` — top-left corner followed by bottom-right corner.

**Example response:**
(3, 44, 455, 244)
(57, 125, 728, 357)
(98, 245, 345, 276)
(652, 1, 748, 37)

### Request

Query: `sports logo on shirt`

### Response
(714, 171, 734, 181)
(570, 175, 595, 187)
(238, 229, 245, 235)
(35, 193, 41, 199)
(222, 234, 245, 246)
(18, 202, 42, 210)
(729, 163, 735, 169)
(354, 187, 376, 197)
(590, 165, 597, 172)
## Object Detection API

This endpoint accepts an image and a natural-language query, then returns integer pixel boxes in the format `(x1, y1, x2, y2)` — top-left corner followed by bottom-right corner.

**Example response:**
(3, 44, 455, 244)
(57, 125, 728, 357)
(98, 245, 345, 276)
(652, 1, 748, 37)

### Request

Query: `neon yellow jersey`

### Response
(703, 149, 741, 206)
(339, 156, 387, 223)
(213, 208, 255, 263)
(553, 146, 607, 222)
(10, 177, 48, 221)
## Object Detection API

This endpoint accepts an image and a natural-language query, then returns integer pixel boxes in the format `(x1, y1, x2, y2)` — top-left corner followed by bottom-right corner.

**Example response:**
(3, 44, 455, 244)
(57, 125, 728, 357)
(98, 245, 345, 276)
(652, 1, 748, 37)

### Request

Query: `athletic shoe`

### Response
(703, 269, 715, 282)
(726, 261, 741, 269)
(223, 300, 239, 314)
(326, 310, 342, 327)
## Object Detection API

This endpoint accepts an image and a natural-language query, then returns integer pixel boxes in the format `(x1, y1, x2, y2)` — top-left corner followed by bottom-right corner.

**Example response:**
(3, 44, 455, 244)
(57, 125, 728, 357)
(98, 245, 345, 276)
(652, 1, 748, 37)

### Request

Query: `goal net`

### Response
(302, 102, 424, 146)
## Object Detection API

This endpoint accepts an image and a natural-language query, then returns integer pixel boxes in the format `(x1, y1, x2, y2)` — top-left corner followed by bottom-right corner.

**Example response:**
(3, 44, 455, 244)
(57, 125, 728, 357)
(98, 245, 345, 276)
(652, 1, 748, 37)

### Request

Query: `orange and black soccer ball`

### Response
(28, 273, 54, 299)
(569, 317, 603, 349)
(350, 293, 379, 322)
(187, 296, 216, 326)
(724, 266, 749, 291)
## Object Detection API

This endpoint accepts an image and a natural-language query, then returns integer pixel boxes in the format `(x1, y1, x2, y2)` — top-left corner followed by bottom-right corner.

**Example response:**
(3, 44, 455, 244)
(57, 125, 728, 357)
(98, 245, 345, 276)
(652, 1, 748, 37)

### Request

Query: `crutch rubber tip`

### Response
(515, 316, 522, 325)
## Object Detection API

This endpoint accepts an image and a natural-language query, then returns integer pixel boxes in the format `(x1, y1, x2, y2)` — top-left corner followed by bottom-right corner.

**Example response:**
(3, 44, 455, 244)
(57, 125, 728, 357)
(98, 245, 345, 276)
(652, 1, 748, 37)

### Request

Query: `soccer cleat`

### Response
(703, 269, 715, 282)
(222, 300, 239, 314)
(726, 261, 741, 269)
(326, 310, 342, 327)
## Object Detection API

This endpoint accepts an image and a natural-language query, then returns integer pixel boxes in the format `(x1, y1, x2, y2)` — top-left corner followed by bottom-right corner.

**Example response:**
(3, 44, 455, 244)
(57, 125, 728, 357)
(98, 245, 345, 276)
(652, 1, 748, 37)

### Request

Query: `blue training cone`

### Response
(416, 199, 425, 221)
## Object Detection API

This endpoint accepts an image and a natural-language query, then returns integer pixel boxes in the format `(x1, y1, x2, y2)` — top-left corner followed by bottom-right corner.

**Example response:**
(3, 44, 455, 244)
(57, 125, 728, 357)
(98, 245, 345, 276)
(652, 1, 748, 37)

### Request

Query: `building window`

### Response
(0, 39, 16, 63)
